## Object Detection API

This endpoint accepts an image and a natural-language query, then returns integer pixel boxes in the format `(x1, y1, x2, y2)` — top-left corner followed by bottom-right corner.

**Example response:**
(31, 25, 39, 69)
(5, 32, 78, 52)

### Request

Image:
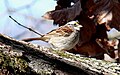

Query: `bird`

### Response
(22, 21, 83, 50)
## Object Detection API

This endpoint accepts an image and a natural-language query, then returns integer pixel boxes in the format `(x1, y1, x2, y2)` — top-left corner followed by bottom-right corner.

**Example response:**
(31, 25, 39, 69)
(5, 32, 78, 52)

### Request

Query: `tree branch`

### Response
(0, 33, 119, 75)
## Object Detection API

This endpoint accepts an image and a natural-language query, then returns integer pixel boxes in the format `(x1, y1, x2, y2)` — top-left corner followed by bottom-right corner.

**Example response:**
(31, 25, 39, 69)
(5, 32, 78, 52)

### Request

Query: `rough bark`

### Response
(0, 33, 120, 75)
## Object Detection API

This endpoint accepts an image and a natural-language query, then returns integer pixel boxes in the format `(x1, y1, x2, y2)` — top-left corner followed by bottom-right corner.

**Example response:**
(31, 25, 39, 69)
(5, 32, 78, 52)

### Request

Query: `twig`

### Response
(9, 16, 43, 37)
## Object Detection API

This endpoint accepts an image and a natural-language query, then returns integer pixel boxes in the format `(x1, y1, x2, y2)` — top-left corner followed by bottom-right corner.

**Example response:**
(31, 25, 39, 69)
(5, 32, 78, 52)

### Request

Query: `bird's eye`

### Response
(67, 24, 71, 25)
(74, 23, 77, 26)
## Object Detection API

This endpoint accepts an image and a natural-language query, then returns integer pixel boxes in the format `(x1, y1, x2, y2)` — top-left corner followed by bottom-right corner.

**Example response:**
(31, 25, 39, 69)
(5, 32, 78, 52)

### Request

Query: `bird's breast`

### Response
(48, 30, 79, 50)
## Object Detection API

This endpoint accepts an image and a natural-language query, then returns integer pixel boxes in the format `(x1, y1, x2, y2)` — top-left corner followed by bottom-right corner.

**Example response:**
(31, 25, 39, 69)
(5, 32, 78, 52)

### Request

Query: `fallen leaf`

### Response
(91, 0, 120, 30)
(43, 1, 82, 26)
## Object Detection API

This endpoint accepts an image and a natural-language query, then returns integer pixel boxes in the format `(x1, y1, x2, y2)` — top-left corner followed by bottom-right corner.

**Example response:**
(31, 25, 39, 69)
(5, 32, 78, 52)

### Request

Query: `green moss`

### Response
(0, 51, 33, 75)
(53, 50, 74, 59)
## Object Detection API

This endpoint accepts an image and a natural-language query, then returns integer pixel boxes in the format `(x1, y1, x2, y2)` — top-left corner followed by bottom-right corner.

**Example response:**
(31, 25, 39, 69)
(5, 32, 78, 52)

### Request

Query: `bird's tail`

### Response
(22, 37, 44, 42)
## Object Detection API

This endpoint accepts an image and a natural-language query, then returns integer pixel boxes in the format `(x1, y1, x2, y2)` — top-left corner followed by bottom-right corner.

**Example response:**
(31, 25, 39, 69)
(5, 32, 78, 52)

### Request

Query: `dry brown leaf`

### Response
(73, 39, 115, 59)
(88, 0, 120, 62)
(77, 12, 96, 46)
(91, 0, 120, 30)
(43, 1, 82, 26)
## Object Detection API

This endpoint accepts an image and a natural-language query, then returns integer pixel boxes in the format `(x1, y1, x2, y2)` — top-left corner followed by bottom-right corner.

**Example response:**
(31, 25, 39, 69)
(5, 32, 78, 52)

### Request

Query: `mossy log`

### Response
(0, 33, 120, 75)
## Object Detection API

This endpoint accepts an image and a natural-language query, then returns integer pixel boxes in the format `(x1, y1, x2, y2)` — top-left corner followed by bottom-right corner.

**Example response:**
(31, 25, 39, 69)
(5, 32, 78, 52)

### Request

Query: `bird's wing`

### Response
(28, 25, 74, 42)
(45, 25, 74, 37)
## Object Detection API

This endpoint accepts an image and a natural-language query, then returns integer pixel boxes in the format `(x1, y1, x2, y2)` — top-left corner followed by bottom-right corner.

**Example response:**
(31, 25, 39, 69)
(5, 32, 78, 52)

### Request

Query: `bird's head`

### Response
(66, 21, 83, 31)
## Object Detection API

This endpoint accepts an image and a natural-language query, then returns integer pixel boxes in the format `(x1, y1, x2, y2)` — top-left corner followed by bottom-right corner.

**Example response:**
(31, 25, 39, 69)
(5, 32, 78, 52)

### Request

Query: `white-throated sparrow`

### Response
(22, 21, 83, 50)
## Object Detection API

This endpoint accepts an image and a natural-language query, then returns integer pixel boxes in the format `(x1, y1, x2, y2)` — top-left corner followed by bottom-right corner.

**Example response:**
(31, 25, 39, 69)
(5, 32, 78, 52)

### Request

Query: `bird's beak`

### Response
(74, 25, 83, 31)
(76, 22, 83, 28)
(75, 22, 83, 30)
(78, 24, 83, 28)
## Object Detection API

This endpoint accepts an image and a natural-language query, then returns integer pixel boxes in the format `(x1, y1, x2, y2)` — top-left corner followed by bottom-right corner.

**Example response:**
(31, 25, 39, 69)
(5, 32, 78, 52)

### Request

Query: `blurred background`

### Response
(0, 0, 57, 46)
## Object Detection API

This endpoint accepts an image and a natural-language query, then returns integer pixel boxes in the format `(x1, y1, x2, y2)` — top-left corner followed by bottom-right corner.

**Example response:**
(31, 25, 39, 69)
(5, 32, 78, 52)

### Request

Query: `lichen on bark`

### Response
(0, 44, 37, 75)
